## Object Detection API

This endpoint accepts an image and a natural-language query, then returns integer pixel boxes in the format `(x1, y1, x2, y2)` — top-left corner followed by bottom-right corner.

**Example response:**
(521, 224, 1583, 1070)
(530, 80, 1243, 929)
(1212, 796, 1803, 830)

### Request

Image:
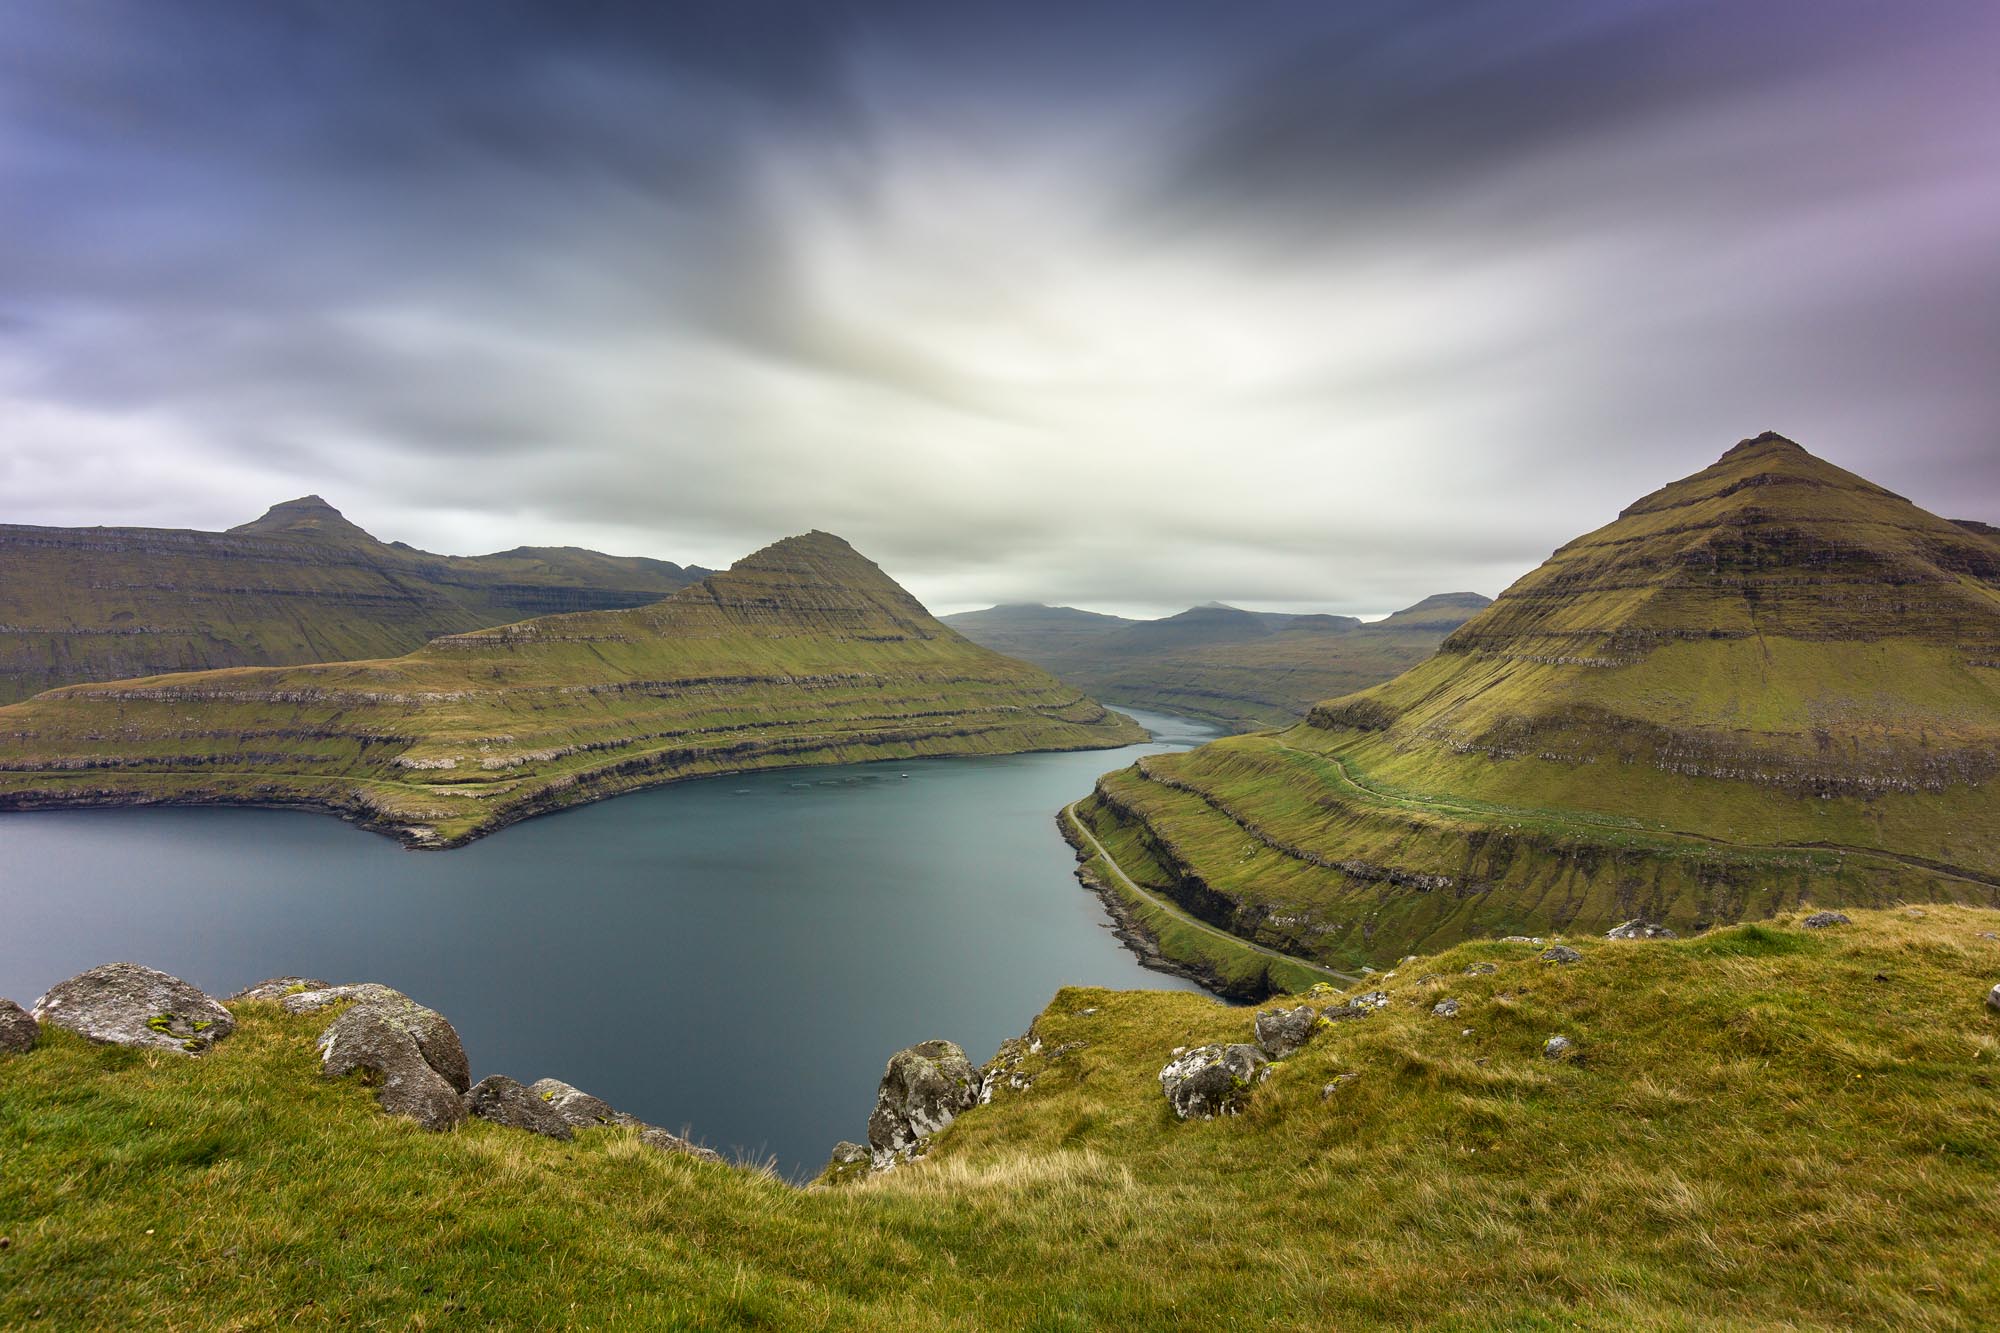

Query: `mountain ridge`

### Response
(0, 529, 1142, 846)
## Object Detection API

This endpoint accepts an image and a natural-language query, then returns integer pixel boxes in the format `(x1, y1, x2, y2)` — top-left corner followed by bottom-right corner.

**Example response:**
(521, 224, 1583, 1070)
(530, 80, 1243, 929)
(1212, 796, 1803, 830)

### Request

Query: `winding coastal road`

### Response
(1061, 801, 1361, 987)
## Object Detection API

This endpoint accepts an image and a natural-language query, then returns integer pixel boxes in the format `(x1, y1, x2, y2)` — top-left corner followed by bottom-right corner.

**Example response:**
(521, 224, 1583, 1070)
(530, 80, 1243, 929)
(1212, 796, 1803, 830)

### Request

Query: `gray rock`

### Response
(0, 999, 37, 1054)
(465, 1074, 573, 1140)
(280, 982, 410, 1015)
(1801, 911, 1851, 930)
(1253, 1003, 1322, 1060)
(1606, 920, 1677, 940)
(1987, 984, 2000, 1014)
(1322, 990, 1389, 1022)
(229, 976, 330, 1002)
(294, 986, 469, 1093)
(1464, 961, 1497, 976)
(638, 1125, 724, 1163)
(1544, 1035, 1574, 1060)
(1159, 1043, 1269, 1120)
(528, 1077, 633, 1129)
(829, 1140, 870, 1165)
(1319, 1074, 1356, 1099)
(32, 963, 234, 1055)
(1431, 998, 1460, 1018)
(524, 1078, 721, 1162)
(867, 1039, 982, 1168)
(1541, 945, 1583, 965)
(316, 997, 469, 1131)
(1500, 936, 1545, 945)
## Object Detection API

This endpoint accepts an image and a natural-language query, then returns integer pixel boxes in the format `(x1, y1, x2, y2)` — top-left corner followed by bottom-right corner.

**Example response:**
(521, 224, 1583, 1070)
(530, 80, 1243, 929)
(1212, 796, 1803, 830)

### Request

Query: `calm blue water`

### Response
(0, 708, 1216, 1178)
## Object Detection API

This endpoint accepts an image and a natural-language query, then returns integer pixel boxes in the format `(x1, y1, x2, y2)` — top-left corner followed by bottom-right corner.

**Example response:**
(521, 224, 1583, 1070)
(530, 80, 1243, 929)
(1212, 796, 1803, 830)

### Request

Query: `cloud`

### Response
(1, 0, 1995, 616)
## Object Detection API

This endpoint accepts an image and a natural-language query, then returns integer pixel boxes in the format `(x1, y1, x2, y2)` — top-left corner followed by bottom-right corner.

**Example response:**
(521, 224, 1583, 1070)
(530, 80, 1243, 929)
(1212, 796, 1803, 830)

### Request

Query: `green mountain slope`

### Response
(0, 497, 708, 703)
(6, 906, 1998, 1328)
(946, 594, 1489, 731)
(0, 531, 1141, 845)
(1080, 434, 2000, 970)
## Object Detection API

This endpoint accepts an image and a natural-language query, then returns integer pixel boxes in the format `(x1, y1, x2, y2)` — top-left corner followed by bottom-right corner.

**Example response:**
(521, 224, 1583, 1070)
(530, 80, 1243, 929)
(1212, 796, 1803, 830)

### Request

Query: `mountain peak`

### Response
(229, 496, 378, 544)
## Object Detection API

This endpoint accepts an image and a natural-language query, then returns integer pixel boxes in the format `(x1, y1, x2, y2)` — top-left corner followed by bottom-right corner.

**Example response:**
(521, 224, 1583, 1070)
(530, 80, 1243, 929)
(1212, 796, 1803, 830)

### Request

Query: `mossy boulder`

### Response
(867, 1039, 982, 1169)
(229, 976, 330, 1002)
(315, 993, 470, 1132)
(466, 1075, 573, 1140)
(32, 963, 234, 1055)
(1159, 1043, 1269, 1120)
(1252, 1003, 1321, 1059)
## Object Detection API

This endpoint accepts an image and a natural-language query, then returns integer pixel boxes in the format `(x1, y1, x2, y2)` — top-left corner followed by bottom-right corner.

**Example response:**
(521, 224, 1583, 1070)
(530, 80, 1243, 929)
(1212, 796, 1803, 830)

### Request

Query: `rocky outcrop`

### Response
(1541, 946, 1582, 965)
(866, 1040, 982, 1169)
(525, 1078, 721, 1162)
(1544, 1035, 1575, 1060)
(315, 992, 471, 1132)
(1160, 1043, 1269, 1120)
(32, 963, 234, 1055)
(466, 1075, 574, 1140)
(1253, 1004, 1322, 1059)
(0, 998, 37, 1053)
(1606, 920, 1677, 940)
(1802, 911, 1852, 929)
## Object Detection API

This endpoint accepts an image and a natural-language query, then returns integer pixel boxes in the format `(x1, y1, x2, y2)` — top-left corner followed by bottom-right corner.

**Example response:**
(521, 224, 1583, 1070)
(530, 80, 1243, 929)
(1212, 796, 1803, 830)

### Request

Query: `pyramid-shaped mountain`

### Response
(0, 531, 1142, 845)
(1080, 434, 2000, 972)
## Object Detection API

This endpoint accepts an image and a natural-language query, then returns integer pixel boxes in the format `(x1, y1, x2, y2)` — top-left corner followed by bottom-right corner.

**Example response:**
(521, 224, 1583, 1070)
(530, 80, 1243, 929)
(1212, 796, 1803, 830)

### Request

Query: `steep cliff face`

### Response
(0, 531, 1142, 845)
(1085, 435, 2000, 968)
(0, 497, 706, 703)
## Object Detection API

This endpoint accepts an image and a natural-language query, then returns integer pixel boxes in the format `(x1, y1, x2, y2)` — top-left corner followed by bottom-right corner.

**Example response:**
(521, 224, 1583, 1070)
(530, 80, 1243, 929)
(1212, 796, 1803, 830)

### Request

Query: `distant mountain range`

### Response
(943, 592, 1492, 730)
(1079, 432, 2000, 969)
(0, 496, 711, 703)
(0, 531, 1142, 845)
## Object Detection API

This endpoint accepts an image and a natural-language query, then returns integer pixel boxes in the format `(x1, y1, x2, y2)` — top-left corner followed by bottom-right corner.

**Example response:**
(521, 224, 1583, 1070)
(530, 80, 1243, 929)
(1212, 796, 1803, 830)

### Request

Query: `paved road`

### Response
(1062, 801, 1361, 986)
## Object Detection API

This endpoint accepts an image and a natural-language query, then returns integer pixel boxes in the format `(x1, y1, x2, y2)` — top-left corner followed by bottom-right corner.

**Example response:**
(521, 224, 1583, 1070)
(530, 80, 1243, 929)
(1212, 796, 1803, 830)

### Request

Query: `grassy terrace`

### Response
(0, 532, 1144, 845)
(5, 907, 1999, 1328)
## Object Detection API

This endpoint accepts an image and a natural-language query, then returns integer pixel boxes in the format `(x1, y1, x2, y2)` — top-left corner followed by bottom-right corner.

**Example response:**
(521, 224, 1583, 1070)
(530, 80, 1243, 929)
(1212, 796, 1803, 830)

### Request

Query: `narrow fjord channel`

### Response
(0, 708, 1213, 1179)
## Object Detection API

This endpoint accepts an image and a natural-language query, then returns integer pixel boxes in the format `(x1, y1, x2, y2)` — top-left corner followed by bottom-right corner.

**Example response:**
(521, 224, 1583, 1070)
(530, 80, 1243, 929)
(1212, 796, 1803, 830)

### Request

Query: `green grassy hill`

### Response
(0, 531, 1142, 845)
(1080, 434, 2000, 971)
(5, 906, 1997, 1328)
(945, 594, 1489, 731)
(0, 496, 708, 703)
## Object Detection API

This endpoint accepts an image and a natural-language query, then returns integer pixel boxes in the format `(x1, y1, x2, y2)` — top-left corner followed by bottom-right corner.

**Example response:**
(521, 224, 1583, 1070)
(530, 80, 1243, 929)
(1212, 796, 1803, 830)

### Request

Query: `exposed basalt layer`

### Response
(0, 530, 1143, 846)
(0, 496, 706, 703)
(1089, 435, 2000, 969)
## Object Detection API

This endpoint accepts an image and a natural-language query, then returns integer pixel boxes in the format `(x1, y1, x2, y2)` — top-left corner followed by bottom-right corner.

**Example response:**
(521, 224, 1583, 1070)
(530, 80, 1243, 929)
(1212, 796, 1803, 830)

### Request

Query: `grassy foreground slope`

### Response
(5, 907, 1998, 1328)
(1085, 434, 2000, 970)
(0, 496, 707, 703)
(0, 531, 1141, 846)
(946, 594, 1490, 730)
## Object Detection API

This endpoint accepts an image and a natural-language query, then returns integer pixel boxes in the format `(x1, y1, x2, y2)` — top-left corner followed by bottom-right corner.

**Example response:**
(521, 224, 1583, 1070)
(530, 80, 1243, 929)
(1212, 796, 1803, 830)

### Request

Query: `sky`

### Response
(2, 1, 1996, 618)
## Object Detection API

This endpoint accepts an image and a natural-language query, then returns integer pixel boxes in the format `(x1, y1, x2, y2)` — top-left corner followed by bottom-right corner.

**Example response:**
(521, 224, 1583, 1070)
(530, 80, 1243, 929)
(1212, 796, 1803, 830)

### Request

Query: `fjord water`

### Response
(0, 709, 1213, 1177)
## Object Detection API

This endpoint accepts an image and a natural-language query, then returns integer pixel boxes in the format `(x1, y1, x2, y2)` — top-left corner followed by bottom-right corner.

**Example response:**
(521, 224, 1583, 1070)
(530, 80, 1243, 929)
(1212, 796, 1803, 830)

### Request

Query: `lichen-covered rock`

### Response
(1541, 945, 1583, 965)
(0, 999, 38, 1054)
(523, 1078, 721, 1161)
(32, 963, 234, 1055)
(294, 986, 469, 1094)
(1802, 911, 1852, 929)
(1253, 1003, 1321, 1059)
(1160, 1043, 1269, 1120)
(316, 998, 468, 1131)
(638, 1125, 724, 1163)
(1431, 998, 1460, 1019)
(229, 976, 330, 1002)
(1987, 984, 2000, 1014)
(1544, 1034, 1574, 1060)
(1464, 961, 1497, 976)
(466, 1074, 573, 1140)
(867, 1039, 982, 1168)
(1606, 920, 1677, 940)
(528, 1077, 632, 1129)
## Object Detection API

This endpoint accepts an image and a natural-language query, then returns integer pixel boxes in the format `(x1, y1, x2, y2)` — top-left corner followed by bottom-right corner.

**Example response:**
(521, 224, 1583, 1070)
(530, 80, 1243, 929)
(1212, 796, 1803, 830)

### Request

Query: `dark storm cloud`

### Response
(1, 0, 1995, 616)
